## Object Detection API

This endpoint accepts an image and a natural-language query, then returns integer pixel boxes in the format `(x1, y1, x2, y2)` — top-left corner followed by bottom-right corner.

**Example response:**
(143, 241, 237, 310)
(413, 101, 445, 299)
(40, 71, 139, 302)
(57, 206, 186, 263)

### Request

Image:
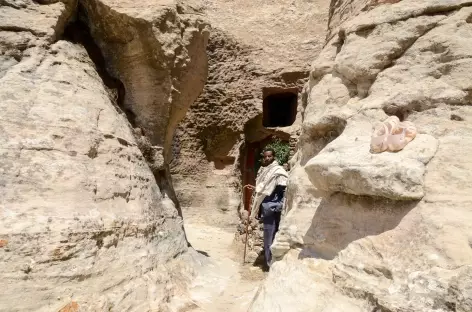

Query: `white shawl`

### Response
(250, 161, 288, 218)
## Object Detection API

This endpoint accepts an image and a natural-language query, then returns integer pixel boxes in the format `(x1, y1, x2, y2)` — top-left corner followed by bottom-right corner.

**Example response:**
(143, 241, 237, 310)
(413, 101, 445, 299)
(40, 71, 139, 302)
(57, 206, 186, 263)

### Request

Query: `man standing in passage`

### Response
(246, 148, 288, 270)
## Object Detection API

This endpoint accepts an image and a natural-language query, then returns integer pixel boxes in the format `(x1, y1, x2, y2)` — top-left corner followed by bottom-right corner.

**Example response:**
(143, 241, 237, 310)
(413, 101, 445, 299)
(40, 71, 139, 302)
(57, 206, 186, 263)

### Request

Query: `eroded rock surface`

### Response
(252, 0, 472, 311)
(0, 1, 208, 311)
(171, 0, 329, 228)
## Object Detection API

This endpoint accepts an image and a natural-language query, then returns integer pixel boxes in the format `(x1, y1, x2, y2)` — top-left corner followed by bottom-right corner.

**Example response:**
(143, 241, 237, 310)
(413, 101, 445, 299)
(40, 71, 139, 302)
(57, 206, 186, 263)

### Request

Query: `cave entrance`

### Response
(262, 87, 298, 128)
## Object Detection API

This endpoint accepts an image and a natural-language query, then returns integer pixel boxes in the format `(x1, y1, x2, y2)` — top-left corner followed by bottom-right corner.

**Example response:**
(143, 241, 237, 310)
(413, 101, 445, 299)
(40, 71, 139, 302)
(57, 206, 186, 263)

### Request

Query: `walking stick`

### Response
(242, 184, 253, 264)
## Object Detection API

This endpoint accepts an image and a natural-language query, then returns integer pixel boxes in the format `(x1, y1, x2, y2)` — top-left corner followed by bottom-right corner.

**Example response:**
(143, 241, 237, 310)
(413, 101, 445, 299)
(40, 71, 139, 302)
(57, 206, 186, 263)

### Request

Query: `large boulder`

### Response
(305, 115, 438, 200)
(80, 0, 209, 159)
(0, 0, 208, 311)
(252, 1, 472, 311)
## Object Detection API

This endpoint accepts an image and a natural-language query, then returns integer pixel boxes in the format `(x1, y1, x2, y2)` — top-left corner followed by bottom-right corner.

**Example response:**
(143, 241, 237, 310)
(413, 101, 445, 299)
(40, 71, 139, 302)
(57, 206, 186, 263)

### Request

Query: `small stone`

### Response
(21, 264, 32, 274)
(246, 251, 259, 263)
(451, 114, 464, 121)
(58, 301, 79, 312)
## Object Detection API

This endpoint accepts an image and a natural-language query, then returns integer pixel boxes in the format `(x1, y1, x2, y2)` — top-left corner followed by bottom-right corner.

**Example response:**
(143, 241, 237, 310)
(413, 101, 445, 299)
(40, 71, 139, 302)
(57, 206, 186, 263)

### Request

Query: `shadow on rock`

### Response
(196, 250, 210, 257)
(300, 192, 419, 260)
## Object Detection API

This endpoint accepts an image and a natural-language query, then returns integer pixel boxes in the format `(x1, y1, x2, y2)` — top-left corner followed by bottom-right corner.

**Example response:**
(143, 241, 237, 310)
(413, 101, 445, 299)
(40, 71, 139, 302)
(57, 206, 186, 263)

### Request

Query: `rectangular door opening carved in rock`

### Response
(262, 87, 298, 128)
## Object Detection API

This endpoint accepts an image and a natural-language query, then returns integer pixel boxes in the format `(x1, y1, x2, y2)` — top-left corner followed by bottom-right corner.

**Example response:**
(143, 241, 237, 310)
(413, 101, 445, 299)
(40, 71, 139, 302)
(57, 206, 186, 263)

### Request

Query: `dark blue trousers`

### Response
(263, 211, 281, 268)
(259, 184, 285, 269)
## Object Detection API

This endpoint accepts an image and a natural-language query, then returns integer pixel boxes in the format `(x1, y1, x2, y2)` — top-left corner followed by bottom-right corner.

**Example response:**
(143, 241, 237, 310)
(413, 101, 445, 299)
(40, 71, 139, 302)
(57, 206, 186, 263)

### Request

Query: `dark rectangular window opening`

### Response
(262, 87, 298, 127)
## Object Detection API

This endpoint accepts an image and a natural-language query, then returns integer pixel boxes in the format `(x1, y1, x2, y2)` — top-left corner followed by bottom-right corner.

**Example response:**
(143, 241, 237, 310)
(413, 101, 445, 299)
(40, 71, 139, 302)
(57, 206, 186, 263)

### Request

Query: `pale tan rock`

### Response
(361, 6, 472, 115)
(342, 0, 472, 35)
(0, 0, 75, 78)
(81, 0, 209, 161)
(304, 118, 437, 199)
(310, 36, 341, 81)
(251, 1, 472, 311)
(271, 165, 323, 260)
(298, 73, 356, 165)
(0, 1, 209, 311)
(335, 15, 445, 96)
(248, 250, 370, 312)
(0, 0, 74, 42)
(188, 0, 329, 72)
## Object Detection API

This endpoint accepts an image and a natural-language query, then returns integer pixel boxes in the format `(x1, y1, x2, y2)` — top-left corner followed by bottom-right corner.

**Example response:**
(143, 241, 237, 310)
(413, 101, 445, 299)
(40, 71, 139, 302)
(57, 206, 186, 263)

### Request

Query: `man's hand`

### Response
(243, 184, 255, 190)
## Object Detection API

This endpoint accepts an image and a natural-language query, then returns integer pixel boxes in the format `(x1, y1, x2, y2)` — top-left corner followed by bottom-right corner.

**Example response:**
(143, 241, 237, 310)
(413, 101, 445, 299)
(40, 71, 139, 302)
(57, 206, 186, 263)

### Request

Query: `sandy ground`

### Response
(184, 217, 265, 312)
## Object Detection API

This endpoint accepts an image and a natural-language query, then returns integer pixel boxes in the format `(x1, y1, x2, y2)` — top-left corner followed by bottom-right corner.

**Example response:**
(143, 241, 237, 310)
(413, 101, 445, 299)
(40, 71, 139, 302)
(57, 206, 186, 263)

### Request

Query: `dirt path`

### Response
(184, 219, 265, 312)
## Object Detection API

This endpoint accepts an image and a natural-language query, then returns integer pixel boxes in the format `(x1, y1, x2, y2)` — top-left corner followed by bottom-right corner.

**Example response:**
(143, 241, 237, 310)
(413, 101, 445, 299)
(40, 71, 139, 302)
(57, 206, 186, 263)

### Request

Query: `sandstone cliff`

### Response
(170, 0, 329, 228)
(251, 0, 472, 311)
(0, 0, 208, 311)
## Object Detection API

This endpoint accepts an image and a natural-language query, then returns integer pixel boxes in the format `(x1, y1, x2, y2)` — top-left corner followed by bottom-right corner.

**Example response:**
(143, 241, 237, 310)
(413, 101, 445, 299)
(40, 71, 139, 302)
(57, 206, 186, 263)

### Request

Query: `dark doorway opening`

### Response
(262, 88, 298, 127)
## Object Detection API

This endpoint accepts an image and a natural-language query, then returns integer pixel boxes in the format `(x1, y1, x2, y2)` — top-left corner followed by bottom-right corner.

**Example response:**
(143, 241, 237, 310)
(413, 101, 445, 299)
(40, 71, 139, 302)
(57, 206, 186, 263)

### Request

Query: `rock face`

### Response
(0, 0, 208, 311)
(305, 119, 438, 200)
(251, 0, 472, 311)
(170, 0, 329, 227)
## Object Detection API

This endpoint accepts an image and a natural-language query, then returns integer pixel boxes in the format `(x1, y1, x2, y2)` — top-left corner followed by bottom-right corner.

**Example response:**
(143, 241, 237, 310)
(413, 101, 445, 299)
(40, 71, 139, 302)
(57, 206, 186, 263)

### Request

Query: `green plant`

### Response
(259, 138, 290, 165)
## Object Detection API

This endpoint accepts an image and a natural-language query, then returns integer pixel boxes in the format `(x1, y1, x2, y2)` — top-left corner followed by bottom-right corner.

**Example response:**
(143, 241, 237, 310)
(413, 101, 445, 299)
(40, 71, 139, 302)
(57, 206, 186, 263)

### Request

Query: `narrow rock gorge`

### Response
(170, 0, 329, 230)
(1, 0, 472, 311)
